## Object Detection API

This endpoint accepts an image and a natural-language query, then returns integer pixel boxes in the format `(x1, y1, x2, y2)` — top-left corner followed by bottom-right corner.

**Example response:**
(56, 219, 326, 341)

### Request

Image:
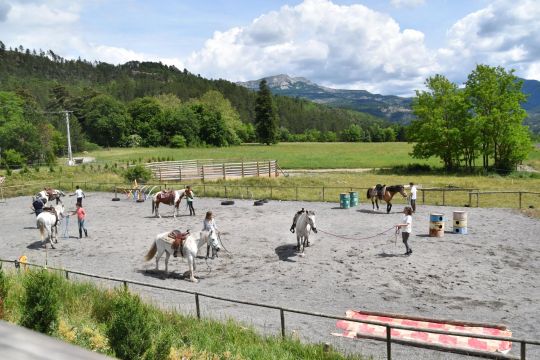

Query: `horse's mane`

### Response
(386, 185, 404, 192)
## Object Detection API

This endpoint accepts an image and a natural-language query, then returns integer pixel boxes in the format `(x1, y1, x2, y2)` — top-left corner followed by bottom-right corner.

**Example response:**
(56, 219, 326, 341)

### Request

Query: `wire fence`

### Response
(1, 181, 540, 209)
(0, 259, 537, 360)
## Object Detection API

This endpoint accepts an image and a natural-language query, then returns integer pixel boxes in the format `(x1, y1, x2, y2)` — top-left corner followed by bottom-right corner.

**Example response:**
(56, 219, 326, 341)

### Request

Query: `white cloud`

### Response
(186, 0, 437, 95)
(440, 0, 540, 82)
(390, 0, 425, 9)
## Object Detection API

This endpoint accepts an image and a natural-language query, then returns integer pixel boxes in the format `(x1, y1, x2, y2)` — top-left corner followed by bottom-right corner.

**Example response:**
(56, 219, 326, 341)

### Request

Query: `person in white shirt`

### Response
(203, 211, 221, 258)
(395, 206, 413, 255)
(72, 185, 85, 206)
(409, 182, 417, 213)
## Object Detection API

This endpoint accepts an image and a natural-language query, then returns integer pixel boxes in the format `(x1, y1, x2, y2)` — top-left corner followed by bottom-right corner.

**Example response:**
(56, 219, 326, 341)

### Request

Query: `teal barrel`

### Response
(349, 191, 359, 207)
(340, 193, 350, 209)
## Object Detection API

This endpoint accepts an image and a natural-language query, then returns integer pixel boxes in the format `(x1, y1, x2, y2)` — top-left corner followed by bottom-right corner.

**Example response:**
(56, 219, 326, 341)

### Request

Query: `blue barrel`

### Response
(349, 191, 359, 207)
(340, 193, 350, 209)
(430, 213, 444, 222)
(454, 227, 468, 235)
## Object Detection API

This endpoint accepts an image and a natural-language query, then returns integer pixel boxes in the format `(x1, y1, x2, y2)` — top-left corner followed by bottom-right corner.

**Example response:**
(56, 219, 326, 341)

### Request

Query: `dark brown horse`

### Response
(366, 184, 408, 214)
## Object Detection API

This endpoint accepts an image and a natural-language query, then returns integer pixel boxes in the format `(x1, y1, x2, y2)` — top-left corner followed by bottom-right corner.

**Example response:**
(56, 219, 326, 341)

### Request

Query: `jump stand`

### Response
(112, 187, 120, 201)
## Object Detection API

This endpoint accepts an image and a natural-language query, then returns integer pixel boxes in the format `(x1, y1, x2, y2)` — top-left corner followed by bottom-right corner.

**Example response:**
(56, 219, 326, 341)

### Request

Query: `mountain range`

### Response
(238, 74, 540, 132)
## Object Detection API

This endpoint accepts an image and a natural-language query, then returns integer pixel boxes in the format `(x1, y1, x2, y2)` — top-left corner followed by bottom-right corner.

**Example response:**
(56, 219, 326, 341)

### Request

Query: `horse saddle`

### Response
(158, 191, 175, 205)
(376, 184, 386, 200)
(168, 230, 190, 257)
(43, 207, 59, 226)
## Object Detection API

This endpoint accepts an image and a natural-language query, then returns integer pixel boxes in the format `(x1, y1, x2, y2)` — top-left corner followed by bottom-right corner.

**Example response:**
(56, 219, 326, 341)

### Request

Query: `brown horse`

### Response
(151, 189, 186, 218)
(366, 184, 407, 214)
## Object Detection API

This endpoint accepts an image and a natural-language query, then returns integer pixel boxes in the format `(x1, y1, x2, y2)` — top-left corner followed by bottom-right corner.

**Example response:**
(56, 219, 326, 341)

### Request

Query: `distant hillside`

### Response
(0, 43, 391, 135)
(522, 79, 540, 134)
(238, 74, 414, 124)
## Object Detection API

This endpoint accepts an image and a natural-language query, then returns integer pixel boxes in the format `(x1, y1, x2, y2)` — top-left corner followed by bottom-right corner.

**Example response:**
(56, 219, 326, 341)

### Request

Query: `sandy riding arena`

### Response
(1, 193, 539, 359)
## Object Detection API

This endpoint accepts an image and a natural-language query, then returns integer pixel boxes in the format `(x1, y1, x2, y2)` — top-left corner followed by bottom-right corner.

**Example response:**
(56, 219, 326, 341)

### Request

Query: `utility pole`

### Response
(65, 111, 74, 166)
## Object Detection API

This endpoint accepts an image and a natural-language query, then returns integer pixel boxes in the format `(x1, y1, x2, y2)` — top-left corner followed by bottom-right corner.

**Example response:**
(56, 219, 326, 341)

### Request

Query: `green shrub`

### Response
(20, 270, 61, 334)
(0, 263, 8, 319)
(144, 326, 174, 360)
(123, 164, 152, 183)
(2, 149, 26, 168)
(107, 289, 153, 360)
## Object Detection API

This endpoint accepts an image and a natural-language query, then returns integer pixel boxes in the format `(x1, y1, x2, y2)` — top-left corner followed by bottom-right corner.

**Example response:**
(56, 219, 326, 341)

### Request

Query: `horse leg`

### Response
(155, 246, 164, 271)
(188, 255, 198, 283)
(296, 234, 300, 251)
(387, 203, 392, 214)
(164, 251, 170, 276)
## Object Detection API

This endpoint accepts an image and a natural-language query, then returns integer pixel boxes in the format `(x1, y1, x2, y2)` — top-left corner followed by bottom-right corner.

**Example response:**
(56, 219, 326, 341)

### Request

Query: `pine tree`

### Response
(254, 79, 278, 145)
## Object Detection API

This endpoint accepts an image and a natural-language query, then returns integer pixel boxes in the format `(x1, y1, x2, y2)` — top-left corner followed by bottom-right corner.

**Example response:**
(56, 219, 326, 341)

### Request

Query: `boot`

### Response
(84, 229, 88, 237)
(79, 230, 82, 239)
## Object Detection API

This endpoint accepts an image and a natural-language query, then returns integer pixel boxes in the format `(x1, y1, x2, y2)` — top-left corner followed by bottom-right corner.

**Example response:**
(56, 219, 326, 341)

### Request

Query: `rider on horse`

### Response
(289, 208, 306, 233)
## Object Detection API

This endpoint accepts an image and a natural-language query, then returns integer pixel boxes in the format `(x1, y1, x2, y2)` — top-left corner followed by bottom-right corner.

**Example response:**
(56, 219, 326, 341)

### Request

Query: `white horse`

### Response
(144, 230, 209, 282)
(36, 189, 65, 205)
(36, 204, 65, 249)
(151, 189, 186, 218)
(295, 211, 318, 256)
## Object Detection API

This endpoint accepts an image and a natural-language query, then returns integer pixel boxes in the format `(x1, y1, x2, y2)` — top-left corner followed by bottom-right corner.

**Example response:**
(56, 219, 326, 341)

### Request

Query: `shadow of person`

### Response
(275, 244, 298, 262)
(27, 241, 46, 250)
(376, 251, 408, 258)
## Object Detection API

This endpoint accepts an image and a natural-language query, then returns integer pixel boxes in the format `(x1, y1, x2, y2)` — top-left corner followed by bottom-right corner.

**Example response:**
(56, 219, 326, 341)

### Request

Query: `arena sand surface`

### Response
(1, 192, 539, 360)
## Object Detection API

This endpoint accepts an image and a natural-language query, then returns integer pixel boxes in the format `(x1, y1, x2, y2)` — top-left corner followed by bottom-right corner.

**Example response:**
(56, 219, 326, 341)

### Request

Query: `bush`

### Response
(2, 149, 26, 168)
(20, 270, 61, 334)
(107, 289, 153, 360)
(169, 135, 187, 148)
(123, 164, 152, 183)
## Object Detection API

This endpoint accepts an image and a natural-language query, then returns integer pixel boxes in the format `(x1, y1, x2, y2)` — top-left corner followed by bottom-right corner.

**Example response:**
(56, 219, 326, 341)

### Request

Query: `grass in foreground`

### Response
(0, 267, 366, 360)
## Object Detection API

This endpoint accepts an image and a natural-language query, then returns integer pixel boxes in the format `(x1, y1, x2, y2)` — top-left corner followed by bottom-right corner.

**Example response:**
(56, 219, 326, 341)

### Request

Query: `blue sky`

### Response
(1, 0, 538, 96)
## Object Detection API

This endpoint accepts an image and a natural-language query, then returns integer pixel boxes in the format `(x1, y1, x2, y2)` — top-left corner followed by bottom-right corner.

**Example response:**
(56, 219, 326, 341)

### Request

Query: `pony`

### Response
(36, 204, 65, 249)
(36, 189, 65, 205)
(295, 210, 317, 256)
(151, 189, 186, 218)
(366, 184, 408, 214)
(144, 230, 209, 282)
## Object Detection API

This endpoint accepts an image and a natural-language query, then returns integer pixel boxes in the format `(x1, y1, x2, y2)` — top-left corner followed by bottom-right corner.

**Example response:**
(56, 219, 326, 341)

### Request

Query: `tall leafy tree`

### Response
(465, 65, 531, 172)
(83, 94, 129, 147)
(254, 80, 278, 145)
(409, 75, 468, 170)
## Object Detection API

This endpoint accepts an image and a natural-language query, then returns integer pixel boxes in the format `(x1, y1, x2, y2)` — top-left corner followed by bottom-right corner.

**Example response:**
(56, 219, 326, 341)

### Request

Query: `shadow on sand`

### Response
(275, 244, 298, 262)
(137, 268, 205, 281)
(376, 251, 409, 258)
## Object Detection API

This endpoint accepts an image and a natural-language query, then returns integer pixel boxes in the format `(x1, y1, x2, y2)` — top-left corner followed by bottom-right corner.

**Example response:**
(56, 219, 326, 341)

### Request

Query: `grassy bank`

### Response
(0, 266, 366, 360)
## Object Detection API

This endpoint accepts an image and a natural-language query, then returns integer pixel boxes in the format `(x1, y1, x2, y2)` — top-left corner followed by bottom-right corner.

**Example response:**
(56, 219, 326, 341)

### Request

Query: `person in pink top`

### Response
(71, 203, 88, 238)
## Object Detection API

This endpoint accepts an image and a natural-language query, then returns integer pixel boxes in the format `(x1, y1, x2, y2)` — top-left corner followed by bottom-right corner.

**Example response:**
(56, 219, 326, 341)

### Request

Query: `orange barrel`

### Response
(429, 213, 444, 237)
(453, 211, 468, 235)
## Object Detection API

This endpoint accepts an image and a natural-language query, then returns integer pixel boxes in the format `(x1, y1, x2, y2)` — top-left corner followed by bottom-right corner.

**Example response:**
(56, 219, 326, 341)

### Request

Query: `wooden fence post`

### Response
(280, 309, 285, 338)
(257, 162, 260, 177)
(195, 293, 201, 319)
(422, 190, 425, 204)
(268, 162, 271, 178)
(241, 161, 244, 178)
(223, 163, 226, 180)
(296, 187, 298, 201)
(202, 166, 205, 182)
(322, 186, 325, 202)
(442, 190, 445, 206)
(476, 193, 479, 207)
(519, 192, 522, 209)
(179, 166, 182, 181)
(468, 192, 472, 207)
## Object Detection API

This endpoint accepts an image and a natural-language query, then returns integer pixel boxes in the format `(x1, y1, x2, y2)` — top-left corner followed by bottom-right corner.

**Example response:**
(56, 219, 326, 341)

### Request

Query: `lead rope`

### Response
(317, 226, 396, 241)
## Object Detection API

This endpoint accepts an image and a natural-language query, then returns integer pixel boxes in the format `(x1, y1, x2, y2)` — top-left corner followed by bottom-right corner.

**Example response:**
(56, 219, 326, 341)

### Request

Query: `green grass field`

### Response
(85, 142, 441, 169)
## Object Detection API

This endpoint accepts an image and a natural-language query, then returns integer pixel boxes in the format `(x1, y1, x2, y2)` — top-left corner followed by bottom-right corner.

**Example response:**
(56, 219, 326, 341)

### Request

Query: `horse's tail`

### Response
(366, 188, 371, 199)
(151, 198, 155, 214)
(144, 242, 157, 261)
(37, 219, 46, 242)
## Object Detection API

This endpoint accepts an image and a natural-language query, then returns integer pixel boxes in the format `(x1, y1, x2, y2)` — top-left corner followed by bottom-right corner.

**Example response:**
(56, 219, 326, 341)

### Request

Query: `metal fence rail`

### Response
(1, 259, 538, 360)
(1, 181, 539, 209)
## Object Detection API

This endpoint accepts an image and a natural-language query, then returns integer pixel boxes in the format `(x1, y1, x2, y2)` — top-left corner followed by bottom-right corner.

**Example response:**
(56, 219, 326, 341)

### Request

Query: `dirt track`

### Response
(1, 192, 539, 359)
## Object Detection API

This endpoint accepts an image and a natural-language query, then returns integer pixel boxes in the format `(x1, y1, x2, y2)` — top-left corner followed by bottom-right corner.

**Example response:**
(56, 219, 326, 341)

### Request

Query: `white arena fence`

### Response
(0, 259, 538, 360)
(143, 159, 281, 181)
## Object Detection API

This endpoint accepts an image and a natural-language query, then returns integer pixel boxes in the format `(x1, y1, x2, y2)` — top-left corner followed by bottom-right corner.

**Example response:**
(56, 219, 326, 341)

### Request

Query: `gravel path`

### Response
(1, 192, 539, 359)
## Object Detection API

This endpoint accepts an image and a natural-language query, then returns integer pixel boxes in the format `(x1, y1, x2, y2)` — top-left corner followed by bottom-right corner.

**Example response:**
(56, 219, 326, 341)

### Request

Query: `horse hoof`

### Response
(191, 278, 199, 283)
(298, 253, 305, 257)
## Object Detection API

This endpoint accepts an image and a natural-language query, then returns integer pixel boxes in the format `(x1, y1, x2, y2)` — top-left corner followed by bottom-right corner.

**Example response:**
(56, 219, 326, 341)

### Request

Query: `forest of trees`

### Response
(0, 41, 407, 167)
